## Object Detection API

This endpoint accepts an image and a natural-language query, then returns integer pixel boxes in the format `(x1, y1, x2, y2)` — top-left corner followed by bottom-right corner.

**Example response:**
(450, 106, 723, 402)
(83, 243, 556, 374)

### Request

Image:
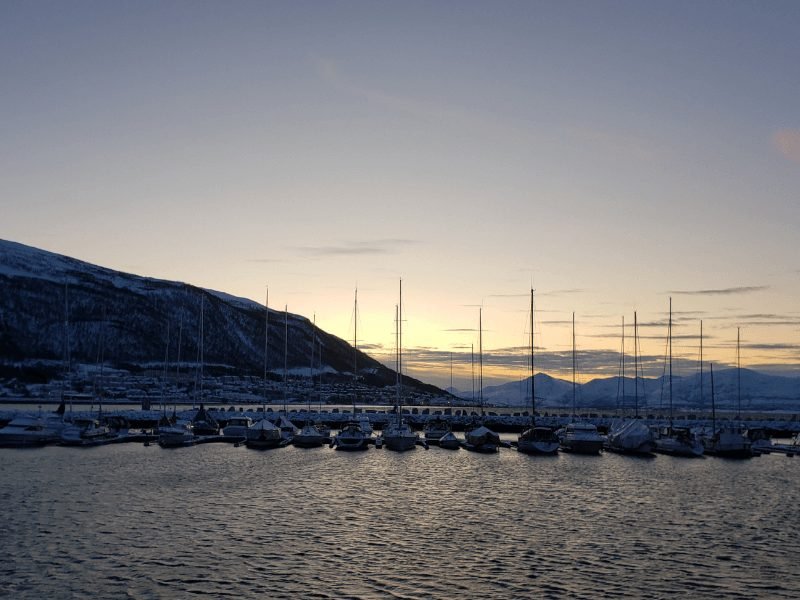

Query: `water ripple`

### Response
(2, 443, 800, 598)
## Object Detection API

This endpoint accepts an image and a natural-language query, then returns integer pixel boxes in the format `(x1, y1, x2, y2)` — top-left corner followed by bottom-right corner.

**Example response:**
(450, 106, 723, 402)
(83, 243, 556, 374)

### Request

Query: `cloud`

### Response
(539, 289, 587, 297)
(773, 129, 800, 165)
(443, 328, 478, 333)
(294, 239, 418, 258)
(668, 286, 768, 296)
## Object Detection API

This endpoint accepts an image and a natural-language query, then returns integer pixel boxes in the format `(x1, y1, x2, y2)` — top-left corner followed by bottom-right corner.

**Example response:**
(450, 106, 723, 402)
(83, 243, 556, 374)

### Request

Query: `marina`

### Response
(2, 404, 798, 458)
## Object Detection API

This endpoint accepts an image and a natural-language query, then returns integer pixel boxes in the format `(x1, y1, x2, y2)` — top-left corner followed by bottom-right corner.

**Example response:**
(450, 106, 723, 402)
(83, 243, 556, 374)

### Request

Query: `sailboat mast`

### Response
(699, 320, 704, 412)
(668, 297, 673, 432)
(572, 312, 576, 416)
(395, 304, 400, 411)
(530, 288, 535, 425)
(263, 286, 269, 415)
(200, 295, 204, 406)
(710, 362, 716, 432)
(479, 307, 484, 417)
(737, 327, 741, 418)
(309, 313, 315, 414)
(353, 288, 358, 414)
(471, 343, 475, 405)
(283, 306, 288, 415)
(399, 278, 403, 416)
(634, 311, 639, 419)
(621, 315, 625, 410)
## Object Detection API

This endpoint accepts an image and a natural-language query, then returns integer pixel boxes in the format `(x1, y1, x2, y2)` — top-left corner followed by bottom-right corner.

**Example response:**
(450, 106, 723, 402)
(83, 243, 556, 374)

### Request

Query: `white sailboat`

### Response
(294, 314, 327, 448)
(653, 298, 704, 458)
(246, 289, 283, 449)
(332, 288, 371, 450)
(464, 307, 500, 453)
(382, 280, 420, 452)
(559, 313, 605, 454)
(605, 312, 655, 456)
(702, 359, 752, 458)
(517, 289, 559, 455)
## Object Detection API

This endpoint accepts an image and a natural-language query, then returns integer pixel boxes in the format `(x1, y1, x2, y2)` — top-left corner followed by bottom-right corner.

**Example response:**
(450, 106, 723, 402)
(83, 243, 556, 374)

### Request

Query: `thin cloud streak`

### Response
(294, 239, 418, 257)
(668, 286, 769, 296)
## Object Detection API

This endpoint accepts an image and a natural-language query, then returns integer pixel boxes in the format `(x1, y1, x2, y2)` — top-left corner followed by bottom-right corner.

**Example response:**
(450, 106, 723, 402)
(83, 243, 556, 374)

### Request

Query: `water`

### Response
(1, 443, 798, 599)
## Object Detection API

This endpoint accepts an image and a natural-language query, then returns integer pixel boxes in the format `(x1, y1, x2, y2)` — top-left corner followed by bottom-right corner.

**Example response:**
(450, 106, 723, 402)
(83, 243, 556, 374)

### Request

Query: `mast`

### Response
(710, 362, 716, 434)
(309, 313, 315, 415)
(97, 304, 107, 420)
(737, 327, 741, 418)
(395, 303, 400, 415)
(263, 286, 269, 415)
(353, 288, 358, 415)
(471, 343, 475, 405)
(199, 294, 204, 406)
(668, 297, 673, 432)
(283, 305, 288, 415)
(479, 307, 484, 418)
(621, 316, 625, 411)
(634, 311, 639, 419)
(399, 278, 403, 419)
(572, 312, 576, 416)
(530, 288, 535, 425)
(699, 320, 704, 412)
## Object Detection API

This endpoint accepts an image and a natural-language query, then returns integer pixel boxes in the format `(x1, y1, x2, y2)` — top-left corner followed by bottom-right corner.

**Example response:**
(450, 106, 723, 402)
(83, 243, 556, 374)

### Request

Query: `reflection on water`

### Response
(1, 444, 798, 599)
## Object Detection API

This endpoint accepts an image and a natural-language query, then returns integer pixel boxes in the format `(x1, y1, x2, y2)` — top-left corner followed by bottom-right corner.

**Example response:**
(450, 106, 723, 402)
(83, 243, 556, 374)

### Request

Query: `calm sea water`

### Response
(1, 441, 798, 599)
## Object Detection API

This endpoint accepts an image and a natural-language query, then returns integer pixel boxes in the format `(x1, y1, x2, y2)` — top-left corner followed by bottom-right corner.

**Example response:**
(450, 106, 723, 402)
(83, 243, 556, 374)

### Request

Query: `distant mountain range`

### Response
(0, 239, 442, 396)
(454, 369, 800, 412)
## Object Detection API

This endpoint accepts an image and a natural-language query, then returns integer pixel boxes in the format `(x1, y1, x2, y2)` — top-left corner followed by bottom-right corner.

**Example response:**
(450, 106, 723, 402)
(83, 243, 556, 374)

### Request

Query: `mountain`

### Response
(0, 239, 443, 397)
(456, 368, 800, 412)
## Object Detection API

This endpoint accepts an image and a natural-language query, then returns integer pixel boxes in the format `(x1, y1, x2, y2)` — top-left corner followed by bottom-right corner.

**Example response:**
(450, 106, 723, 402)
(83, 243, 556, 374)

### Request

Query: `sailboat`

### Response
(653, 298, 704, 457)
(517, 289, 559, 455)
(276, 306, 298, 443)
(60, 308, 117, 446)
(605, 312, 655, 456)
(293, 314, 328, 448)
(246, 289, 282, 449)
(463, 307, 500, 453)
(702, 331, 752, 458)
(382, 280, 420, 452)
(332, 288, 371, 450)
(559, 313, 605, 454)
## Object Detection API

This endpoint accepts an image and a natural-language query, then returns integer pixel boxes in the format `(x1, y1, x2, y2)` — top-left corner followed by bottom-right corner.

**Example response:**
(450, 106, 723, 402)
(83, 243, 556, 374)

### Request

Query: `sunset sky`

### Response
(3, 1, 799, 388)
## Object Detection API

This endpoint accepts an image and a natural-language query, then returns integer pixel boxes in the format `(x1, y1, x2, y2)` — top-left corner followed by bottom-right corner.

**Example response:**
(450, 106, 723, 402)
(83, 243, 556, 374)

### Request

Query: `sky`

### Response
(2, 1, 799, 389)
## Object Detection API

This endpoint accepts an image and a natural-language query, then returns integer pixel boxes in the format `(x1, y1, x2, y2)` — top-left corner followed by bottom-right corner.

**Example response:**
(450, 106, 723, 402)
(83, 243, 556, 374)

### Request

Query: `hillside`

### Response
(0, 239, 442, 398)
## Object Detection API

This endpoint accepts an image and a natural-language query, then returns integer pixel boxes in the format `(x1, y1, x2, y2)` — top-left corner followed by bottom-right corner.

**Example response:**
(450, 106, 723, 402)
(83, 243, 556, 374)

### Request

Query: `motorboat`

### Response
(158, 421, 196, 448)
(517, 426, 560, 455)
(60, 417, 117, 446)
(605, 419, 655, 456)
(653, 427, 704, 458)
(702, 424, 752, 458)
(293, 422, 328, 447)
(0, 414, 65, 447)
(745, 428, 774, 455)
(559, 422, 605, 455)
(423, 417, 451, 445)
(463, 424, 500, 453)
(222, 416, 253, 438)
(438, 431, 462, 450)
(332, 421, 371, 451)
(245, 418, 283, 449)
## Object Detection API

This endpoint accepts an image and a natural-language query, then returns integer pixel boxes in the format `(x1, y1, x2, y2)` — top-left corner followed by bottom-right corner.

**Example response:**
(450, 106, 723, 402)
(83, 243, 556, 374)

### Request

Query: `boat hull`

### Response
(518, 439, 560, 455)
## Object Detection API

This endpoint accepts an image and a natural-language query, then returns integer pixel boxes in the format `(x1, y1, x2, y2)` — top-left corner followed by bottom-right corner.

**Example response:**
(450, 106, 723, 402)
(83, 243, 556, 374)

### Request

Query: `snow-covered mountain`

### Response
(0, 239, 442, 396)
(455, 368, 800, 412)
